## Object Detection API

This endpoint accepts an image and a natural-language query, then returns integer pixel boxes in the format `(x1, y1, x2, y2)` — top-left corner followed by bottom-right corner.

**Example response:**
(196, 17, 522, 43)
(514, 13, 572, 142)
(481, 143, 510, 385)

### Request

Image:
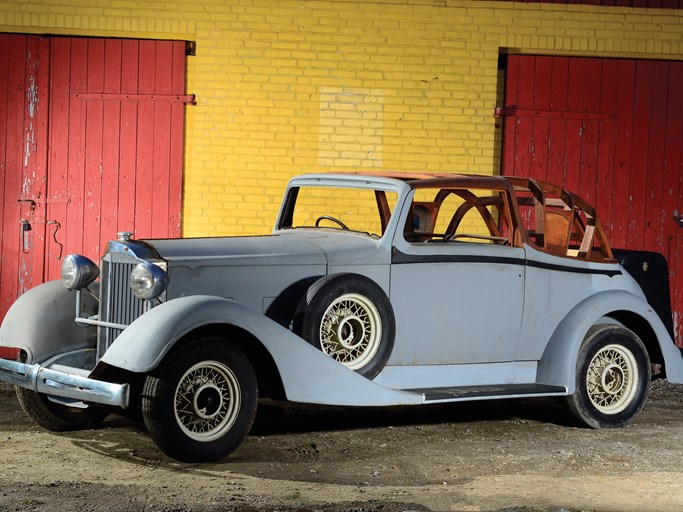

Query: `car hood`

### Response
(144, 230, 383, 269)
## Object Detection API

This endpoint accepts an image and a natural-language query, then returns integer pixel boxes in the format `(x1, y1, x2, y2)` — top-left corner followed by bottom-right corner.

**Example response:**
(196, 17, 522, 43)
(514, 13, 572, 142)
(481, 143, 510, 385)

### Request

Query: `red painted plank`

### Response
(563, 58, 586, 195)
(643, 61, 668, 254)
(547, 57, 569, 187)
(530, 56, 552, 183)
(1, 35, 27, 315)
(502, 55, 520, 180)
(23, 36, 50, 290)
(82, 38, 105, 261)
(118, 39, 140, 236)
(169, 41, 186, 237)
(577, 58, 601, 205)
(101, 39, 122, 246)
(595, 59, 619, 239)
(65, 38, 88, 258)
(0, 35, 12, 311)
(611, 60, 635, 248)
(627, 61, 653, 250)
(664, 63, 683, 346)
(152, 41, 173, 237)
(514, 56, 536, 179)
(135, 40, 156, 239)
(45, 38, 74, 281)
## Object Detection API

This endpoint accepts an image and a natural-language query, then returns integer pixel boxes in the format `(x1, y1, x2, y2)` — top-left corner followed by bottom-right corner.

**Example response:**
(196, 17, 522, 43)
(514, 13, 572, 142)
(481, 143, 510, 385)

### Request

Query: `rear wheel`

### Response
(15, 387, 108, 431)
(567, 324, 650, 428)
(142, 338, 257, 462)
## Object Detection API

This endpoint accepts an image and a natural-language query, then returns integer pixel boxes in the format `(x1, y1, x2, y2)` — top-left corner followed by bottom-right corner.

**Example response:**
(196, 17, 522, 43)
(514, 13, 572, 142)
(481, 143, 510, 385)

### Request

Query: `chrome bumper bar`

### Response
(0, 358, 129, 408)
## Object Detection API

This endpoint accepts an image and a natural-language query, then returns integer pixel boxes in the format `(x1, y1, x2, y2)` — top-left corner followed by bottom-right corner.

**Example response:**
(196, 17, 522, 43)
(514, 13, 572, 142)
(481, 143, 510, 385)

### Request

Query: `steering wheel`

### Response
(315, 215, 349, 230)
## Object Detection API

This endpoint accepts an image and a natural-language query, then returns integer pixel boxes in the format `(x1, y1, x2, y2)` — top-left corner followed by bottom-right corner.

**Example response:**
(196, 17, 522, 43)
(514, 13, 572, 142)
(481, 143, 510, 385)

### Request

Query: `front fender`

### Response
(99, 295, 422, 406)
(537, 290, 683, 391)
(0, 280, 97, 363)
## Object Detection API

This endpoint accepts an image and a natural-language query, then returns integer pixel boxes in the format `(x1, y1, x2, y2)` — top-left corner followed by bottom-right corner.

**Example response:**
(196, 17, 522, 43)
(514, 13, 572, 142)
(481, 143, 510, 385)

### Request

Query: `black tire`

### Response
(566, 324, 650, 429)
(15, 386, 108, 431)
(300, 273, 395, 380)
(141, 338, 257, 463)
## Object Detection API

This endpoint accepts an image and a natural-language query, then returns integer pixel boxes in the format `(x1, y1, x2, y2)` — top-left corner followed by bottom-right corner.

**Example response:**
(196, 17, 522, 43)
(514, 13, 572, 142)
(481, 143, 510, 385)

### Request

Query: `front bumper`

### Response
(0, 358, 129, 408)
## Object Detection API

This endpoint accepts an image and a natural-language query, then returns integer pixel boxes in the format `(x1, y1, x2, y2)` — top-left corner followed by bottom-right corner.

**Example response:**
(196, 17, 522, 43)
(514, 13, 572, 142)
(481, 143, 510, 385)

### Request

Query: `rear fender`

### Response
(0, 280, 97, 363)
(99, 295, 422, 406)
(537, 290, 683, 391)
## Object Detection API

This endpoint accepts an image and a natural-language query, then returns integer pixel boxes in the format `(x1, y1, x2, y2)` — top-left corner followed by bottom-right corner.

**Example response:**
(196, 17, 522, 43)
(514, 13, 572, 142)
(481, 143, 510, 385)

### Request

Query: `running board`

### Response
(407, 383, 568, 403)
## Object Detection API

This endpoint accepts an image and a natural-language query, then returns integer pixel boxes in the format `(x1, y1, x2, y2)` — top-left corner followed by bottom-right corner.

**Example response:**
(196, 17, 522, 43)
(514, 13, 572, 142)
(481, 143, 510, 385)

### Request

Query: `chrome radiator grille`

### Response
(98, 252, 147, 358)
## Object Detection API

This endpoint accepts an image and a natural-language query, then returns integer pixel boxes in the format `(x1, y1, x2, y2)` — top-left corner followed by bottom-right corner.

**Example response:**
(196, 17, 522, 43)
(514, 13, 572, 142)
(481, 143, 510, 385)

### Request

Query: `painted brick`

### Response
(1, 0, 681, 235)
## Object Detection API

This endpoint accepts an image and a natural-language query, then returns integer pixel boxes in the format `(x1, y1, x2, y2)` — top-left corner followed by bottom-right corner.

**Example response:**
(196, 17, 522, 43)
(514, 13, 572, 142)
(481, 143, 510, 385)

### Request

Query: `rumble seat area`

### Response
(508, 177, 615, 262)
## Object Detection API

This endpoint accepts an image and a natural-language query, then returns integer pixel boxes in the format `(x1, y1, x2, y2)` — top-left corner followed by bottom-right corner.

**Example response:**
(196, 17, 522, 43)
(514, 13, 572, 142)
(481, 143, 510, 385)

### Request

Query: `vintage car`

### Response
(1, 173, 682, 462)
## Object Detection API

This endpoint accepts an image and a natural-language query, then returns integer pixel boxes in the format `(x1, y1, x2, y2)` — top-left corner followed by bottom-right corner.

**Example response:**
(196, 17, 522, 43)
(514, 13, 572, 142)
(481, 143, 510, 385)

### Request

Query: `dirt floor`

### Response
(1, 379, 683, 512)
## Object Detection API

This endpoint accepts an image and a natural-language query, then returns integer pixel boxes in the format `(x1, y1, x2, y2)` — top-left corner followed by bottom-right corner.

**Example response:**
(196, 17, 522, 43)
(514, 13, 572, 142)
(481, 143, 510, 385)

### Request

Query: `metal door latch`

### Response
(675, 211, 683, 227)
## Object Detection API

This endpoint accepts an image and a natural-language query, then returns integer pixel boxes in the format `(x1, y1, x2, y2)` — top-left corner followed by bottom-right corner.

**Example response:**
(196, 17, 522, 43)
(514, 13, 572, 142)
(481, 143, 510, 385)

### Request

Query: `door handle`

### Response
(20, 219, 31, 253)
(675, 210, 683, 227)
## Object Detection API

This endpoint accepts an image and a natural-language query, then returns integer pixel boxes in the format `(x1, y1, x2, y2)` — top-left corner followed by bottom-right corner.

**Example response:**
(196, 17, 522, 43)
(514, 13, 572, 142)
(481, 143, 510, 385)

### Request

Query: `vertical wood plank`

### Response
(531, 56, 552, 183)
(643, 61, 668, 254)
(564, 58, 585, 194)
(577, 58, 601, 205)
(595, 59, 619, 239)
(169, 41, 186, 237)
(628, 60, 652, 249)
(547, 57, 569, 187)
(23, 36, 51, 290)
(83, 38, 105, 260)
(502, 54, 519, 180)
(45, 37, 73, 281)
(118, 39, 139, 235)
(135, 40, 156, 239)
(101, 39, 122, 245)
(152, 41, 173, 237)
(66, 38, 88, 257)
(612, 60, 635, 248)
(664, 62, 683, 346)
(0, 34, 25, 315)
(514, 56, 536, 179)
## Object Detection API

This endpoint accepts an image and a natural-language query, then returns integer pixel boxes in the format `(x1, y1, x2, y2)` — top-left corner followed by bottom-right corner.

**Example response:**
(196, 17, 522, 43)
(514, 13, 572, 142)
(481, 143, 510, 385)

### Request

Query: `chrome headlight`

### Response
(61, 254, 100, 291)
(130, 262, 169, 300)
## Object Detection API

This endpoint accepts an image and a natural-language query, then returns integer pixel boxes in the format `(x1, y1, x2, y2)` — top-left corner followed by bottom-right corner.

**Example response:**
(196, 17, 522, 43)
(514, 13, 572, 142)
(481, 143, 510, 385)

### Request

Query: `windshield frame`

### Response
(275, 174, 411, 240)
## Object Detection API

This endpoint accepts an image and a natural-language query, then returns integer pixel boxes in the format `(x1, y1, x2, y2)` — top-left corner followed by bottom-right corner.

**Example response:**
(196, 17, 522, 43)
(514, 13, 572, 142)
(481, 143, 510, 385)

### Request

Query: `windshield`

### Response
(279, 185, 398, 238)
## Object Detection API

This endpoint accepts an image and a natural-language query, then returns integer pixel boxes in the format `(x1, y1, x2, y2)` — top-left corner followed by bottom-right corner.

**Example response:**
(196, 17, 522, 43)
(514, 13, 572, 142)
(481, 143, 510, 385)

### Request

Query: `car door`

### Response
(388, 186, 526, 365)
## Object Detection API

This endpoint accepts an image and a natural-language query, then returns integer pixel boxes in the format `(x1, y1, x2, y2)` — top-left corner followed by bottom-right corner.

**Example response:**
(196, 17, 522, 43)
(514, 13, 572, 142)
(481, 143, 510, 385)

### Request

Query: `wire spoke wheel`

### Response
(585, 344, 638, 414)
(319, 293, 382, 370)
(567, 324, 650, 429)
(142, 339, 257, 462)
(174, 361, 241, 442)
(301, 273, 395, 379)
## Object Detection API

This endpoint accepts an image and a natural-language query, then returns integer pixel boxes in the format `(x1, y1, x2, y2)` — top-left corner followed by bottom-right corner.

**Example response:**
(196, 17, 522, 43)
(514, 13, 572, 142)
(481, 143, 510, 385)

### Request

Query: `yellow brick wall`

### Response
(1, 0, 681, 236)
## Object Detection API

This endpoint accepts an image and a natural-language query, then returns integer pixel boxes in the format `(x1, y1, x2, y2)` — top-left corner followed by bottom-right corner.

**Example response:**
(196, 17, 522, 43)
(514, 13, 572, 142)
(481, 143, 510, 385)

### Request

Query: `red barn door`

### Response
(0, 35, 188, 323)
(502, 55, 683, 346)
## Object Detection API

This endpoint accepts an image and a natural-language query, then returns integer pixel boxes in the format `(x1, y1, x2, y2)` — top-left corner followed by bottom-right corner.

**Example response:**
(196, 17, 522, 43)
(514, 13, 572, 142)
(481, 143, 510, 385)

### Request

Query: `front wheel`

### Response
(142, 338, 257, 462)
(15, 387, 109, 431)
(567, 324, 650, 429)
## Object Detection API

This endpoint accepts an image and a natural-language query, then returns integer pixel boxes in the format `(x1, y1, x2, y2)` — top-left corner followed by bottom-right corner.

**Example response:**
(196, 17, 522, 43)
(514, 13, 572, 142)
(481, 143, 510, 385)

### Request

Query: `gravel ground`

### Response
(1, 379, 683, 512)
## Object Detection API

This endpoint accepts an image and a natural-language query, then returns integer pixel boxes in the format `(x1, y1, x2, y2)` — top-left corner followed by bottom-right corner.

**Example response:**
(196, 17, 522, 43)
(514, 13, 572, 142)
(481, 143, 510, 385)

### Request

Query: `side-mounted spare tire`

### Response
(567, 324, 650, 429)
(300, 273, 395, 380)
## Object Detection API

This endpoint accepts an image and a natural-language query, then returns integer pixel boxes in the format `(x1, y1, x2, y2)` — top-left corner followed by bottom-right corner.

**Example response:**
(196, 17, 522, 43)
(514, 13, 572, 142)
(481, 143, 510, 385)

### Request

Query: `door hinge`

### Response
(495, 106, 616, 121)
(73, 93, 196, 105)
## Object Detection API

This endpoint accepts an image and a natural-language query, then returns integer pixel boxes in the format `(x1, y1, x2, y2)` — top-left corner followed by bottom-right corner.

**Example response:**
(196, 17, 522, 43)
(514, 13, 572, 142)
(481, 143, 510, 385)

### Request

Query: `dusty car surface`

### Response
(1, 172, 682, 462)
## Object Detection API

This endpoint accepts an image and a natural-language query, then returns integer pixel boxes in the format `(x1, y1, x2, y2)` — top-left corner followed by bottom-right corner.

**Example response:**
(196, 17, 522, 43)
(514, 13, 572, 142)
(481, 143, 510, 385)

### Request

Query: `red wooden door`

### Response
(0, 35, 49, 317)
(0, 35, 187, 322)
(502, 55, 683, 346)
